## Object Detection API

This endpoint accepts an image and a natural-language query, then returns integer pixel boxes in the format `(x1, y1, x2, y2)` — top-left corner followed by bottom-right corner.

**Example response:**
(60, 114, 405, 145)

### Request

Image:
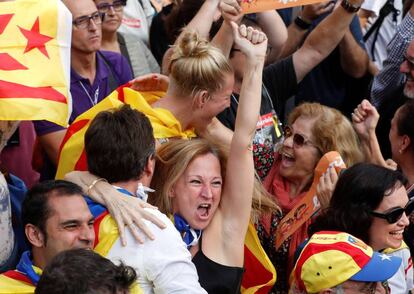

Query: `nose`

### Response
(108, 6, 115, 16)
(88, 19, 98, 31)
(283, 134, 294, 149)
(399, 212, 410, 227)
(201, 184, 213, 199)
(79, 224, 95, 247)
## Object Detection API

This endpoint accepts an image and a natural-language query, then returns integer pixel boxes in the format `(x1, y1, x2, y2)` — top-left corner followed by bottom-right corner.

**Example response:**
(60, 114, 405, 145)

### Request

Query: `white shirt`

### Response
(386, 247, 413, 293)
(106, 208, 207, 294)
(361, 0, 402, 69)
(118, 0, 155, 45)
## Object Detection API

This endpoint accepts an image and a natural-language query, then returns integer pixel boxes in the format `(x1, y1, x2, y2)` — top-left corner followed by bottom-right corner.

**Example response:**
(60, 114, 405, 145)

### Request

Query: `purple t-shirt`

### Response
(34, 50, 133, 135)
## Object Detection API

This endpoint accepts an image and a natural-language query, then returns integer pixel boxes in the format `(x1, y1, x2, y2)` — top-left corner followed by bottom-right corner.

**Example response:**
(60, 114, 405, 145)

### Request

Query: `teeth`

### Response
(199, 204, 211, 208)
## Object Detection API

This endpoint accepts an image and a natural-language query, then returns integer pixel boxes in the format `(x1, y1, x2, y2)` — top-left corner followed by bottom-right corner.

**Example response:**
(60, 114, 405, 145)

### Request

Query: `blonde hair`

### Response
(168, 30, 233, 97)
(150, 139, 279, 218)
(288, 103, 364, 167)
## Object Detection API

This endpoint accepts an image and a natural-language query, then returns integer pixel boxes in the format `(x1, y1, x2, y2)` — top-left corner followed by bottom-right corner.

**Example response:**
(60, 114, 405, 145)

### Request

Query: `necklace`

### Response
(79, 80, 99, 107)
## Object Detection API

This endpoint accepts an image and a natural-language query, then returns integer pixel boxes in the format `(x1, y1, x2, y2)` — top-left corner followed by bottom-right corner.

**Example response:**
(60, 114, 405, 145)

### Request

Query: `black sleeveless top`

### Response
(192, 236, 245, 294)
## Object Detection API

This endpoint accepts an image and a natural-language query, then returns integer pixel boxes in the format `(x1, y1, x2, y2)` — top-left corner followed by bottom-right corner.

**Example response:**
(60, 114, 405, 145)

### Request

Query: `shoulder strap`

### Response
(97, 51, 120, 92)
(363, 0, 399, 42)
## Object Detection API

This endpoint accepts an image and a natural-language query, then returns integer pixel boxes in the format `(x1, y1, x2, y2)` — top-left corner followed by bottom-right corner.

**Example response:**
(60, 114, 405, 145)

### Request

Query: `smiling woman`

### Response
(257, 102, 364, 292)
(310, 163, 413, 293)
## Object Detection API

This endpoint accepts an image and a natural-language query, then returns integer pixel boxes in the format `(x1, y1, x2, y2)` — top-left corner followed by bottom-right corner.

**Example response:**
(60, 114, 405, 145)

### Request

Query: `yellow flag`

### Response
(0, 0, 72, 126)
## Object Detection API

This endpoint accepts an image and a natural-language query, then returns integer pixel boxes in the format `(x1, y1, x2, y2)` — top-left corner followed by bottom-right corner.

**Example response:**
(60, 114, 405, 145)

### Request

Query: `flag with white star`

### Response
(0, 0, 72, 126)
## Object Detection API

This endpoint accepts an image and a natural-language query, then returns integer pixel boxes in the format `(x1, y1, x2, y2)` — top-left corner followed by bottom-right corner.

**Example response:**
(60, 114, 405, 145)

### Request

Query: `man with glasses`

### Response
(290, 231, 401, 294)
(33, 0, 133, 180)
(368, 1, 414, 160)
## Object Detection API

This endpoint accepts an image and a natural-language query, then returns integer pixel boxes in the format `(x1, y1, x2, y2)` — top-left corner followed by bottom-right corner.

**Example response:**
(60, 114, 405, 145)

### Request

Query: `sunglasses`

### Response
(283, 126, 320, 151)
(371, 198, 414, 224)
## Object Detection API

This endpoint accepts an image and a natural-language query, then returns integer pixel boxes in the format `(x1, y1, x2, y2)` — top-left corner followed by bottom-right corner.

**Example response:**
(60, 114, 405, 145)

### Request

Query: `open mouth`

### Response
(281, 151, 295, 166)
(197, 203, 211, 218)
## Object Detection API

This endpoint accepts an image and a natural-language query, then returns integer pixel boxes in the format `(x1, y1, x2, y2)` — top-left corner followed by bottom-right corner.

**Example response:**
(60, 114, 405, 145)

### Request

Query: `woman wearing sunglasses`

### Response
(257, 102, 363, 292)
(309, 163, 413, 293)
(93, 0, 160, 77)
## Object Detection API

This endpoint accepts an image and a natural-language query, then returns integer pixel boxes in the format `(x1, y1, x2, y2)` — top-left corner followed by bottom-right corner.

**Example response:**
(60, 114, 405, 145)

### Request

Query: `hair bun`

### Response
(174, 30, 209, 58)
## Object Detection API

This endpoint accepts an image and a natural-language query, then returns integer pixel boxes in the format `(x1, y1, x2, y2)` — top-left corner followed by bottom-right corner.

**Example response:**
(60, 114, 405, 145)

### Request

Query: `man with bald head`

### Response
(33, 0, 133, 180)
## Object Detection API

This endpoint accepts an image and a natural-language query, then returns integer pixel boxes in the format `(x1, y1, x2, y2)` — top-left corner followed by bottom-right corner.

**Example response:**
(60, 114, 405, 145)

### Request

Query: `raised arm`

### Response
(351, 99, 392, 168)
(206, 23, 267, 266)
(279, 1, 335, 58)
(338, 24, 369, 78)
(256, 10, 288, 63)
(184, 0, 221, 39)
(293, 0, 365, 82)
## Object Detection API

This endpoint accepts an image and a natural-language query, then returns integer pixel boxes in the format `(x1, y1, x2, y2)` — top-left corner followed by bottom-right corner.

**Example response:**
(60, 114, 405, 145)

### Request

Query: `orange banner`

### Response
(275, 151, 346, 249)
(241, 0, 325, 14)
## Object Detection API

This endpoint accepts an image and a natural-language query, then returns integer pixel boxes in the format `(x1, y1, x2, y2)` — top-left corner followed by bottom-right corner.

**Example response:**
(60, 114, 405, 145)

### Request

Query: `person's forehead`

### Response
(46, 195, 91, 222)
(65, 0, 98, 18)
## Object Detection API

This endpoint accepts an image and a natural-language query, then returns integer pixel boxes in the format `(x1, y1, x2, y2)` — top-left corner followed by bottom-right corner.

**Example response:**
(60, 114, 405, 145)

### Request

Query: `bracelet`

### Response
(340, 0, 360, 13)
(87, 178, 108, 195)
(294, 15, 312, 30)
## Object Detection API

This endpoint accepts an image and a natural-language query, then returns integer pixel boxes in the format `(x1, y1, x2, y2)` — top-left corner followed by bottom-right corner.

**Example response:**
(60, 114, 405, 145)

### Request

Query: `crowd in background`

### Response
(1, 0, 414, 292)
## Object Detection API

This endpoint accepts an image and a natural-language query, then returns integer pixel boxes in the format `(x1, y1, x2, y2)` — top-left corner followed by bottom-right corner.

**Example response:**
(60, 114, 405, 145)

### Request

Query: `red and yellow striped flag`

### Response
(242, 223, 277, 293)
(0, 0, 72, 126)
(55, 85, 171, 179)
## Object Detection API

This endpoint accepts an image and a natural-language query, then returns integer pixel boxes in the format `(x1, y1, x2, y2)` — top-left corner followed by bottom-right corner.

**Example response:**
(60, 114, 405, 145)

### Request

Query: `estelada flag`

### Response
(242, 223, 277, 293)
(55, 84, 171, 179)
(0, 0, 72, 126)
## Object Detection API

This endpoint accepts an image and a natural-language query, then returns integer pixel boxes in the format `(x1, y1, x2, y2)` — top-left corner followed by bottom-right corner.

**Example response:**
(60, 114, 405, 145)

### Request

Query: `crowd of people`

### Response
(1, 0, 414, 292)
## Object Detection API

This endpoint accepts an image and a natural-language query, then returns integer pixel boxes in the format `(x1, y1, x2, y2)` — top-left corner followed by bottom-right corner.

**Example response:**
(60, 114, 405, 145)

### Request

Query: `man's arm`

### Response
(370, 4, 414, 107)
(37, 130, 66, 165)
(292, 0, 365, 83)
(256, 10, 288, 63)
(338, 21, 370, 78)
(279, 1, 335, 58)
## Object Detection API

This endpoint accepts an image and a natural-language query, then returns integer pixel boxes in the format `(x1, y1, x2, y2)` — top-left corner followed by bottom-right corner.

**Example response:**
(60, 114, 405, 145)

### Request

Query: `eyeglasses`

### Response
(371, 198, 414, 224)
(72, 12, 104, 30)
(96, 0, 126, 13)
(283, 125, 320, 151)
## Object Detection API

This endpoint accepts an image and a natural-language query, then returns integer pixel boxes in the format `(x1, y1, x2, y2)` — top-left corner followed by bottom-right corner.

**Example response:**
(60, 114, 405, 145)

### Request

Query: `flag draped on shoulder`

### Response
(0, 0, 72, 126)
(55, 84, 195, 179)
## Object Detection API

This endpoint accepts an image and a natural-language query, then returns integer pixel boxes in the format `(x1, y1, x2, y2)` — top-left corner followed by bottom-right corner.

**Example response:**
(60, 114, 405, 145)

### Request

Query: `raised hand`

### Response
(352, 99, 379, 140)
(219, 0, 243, 23)
(230, 22, 268, 61)
(301, 1, 335, 23)
(316, 166, 339, 209)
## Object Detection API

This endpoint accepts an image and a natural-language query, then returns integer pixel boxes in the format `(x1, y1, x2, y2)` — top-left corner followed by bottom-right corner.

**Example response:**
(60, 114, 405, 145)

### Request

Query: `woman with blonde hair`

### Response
(66, 23, 271, 293)
(130, 28, 233, 138)
(257, 102, 364, 292)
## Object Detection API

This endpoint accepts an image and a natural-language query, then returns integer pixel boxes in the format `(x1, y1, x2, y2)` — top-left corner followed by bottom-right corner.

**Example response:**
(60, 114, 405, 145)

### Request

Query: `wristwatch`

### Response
(340, 0, 360, 13)
(294, 15, 312, 30)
